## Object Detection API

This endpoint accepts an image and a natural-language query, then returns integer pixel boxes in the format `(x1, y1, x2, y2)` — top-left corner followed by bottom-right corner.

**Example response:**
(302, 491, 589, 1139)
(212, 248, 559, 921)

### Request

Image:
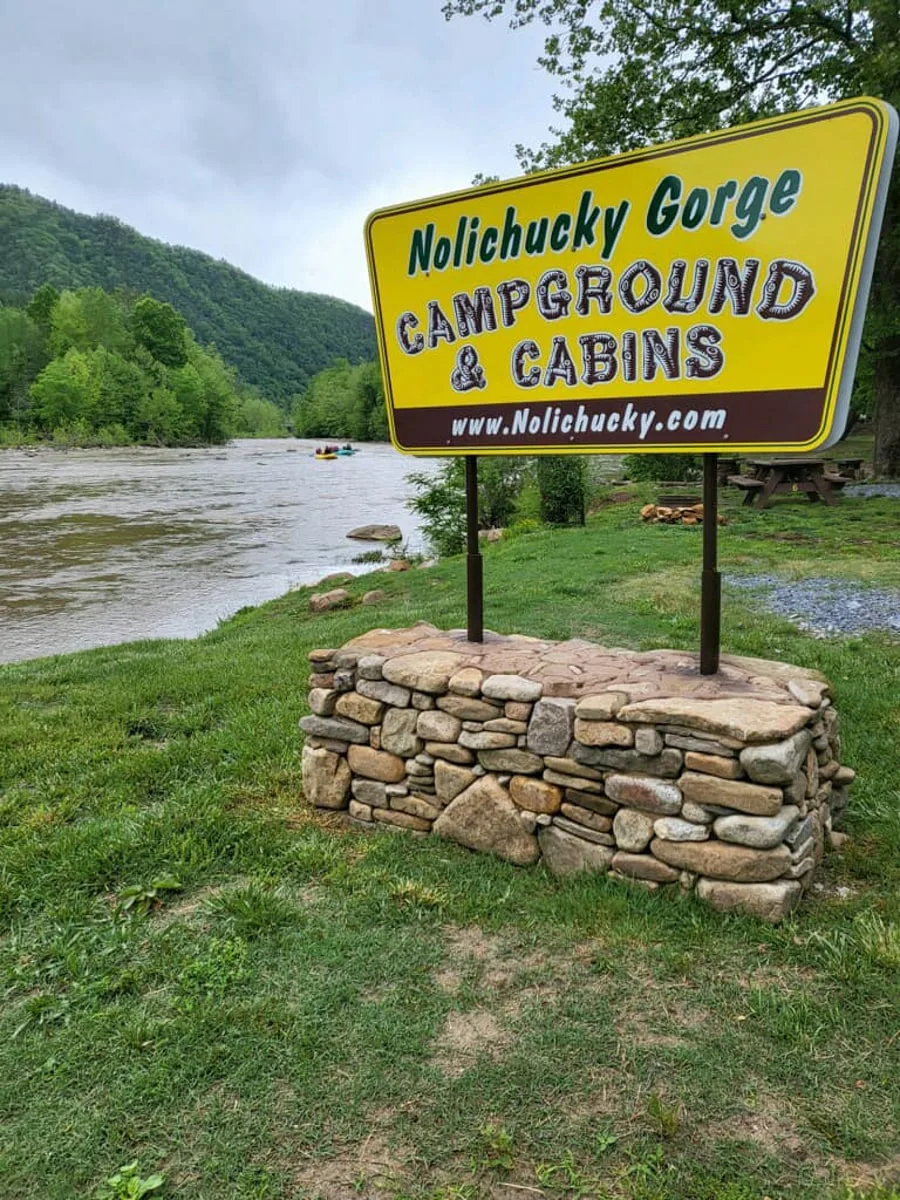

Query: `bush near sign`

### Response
(365, 98, 897, 457)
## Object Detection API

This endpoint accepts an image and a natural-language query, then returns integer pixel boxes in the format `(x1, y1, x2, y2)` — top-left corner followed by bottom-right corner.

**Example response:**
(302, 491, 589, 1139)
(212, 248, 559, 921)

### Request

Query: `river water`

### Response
(0, 439, 436, 664)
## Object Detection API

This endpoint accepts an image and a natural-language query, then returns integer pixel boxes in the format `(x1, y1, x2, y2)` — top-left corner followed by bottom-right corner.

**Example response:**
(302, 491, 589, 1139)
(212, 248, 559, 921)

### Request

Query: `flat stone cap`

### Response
(338, 623, 830, 709)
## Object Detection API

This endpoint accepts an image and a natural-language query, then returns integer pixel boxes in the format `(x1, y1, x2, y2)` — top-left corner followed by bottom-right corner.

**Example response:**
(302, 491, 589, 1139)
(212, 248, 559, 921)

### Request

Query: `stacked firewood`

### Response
(640, 503, 728, 526)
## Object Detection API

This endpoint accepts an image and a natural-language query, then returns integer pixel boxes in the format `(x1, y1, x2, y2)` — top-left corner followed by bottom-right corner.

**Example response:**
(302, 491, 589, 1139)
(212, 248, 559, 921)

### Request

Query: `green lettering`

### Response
(647, 176, 682, 236)
(770, 169, 802, 216)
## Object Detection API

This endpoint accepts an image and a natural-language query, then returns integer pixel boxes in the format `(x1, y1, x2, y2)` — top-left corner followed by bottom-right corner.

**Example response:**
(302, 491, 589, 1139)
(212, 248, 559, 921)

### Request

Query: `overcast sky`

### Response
(0, 0, 559, 310)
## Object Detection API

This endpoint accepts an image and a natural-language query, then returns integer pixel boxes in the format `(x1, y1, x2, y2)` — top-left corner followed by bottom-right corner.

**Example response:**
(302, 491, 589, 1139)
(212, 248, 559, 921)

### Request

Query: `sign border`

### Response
(365, 98, 898, 457)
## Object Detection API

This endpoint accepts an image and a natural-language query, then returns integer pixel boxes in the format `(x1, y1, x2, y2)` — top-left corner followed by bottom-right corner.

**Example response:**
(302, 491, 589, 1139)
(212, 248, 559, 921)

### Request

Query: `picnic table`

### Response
(727, 458, 851, 509)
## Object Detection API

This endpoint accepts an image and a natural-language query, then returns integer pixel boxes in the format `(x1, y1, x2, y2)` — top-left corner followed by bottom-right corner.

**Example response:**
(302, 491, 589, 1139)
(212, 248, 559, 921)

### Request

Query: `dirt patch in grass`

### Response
(833, 1150, 900, 1190)
(708, 1091, 814, 1163)
(288, 1133, 410, 1199)
(430, 1008, 512, 1078)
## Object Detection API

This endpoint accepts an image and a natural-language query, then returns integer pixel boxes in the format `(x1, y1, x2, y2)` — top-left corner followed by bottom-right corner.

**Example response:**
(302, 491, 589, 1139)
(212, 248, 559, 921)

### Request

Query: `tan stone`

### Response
(684, 751, 743, 780)
(308, 687, 339, 717)
(564, 789, 617, 815)
(543, 769, 604, 793)
(334, 692, 384, 725)
(696, 878, 802, 922)
(347, 744, 406, 783)
(612, 852, 679, 883)
(392, 794, 440, 821)
(435, 759, 476, 803)
(484, 718, 528, 734)
(417, 710, 462, 742)
(560, 802, 612, 833)
(787, 678, 828, 707)
(679, 772, 782, 817)
(308, 672, 335, 690)
(426, 741, 475, 765)
(618, 697, 811, 743)
(348, 799, 372, 822)
(482, 675, 543, 702)
(434, 776, 540, 865)
(382, 651, 465, 694)
(505, 701, 533, 722)
(509, 775, 562, 814)
(449, 667, 483, 696)
(308, 647, 338, 663)
(650, 838, 791, 882)
(436, 694, 503, 721)
(575, 692, 627, 720)
(459, 730, 517, 750)
(369, 727, 381, 750)
(552, 816, 614, 845)
(543, 756, 604, 781)
(309, 588, 351, 613)
(479, 748, 543, 774)
(612, 808, 655, 852)
(574, 720, 634, 748)
(373, 808, 431, 832)
(380, 708, 421, 757)
(302, 744, 351, 810)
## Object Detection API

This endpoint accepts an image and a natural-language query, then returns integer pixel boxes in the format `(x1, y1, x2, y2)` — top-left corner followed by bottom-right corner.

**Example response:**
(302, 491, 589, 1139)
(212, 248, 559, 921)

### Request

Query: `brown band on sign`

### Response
(392, 388, 826, 452)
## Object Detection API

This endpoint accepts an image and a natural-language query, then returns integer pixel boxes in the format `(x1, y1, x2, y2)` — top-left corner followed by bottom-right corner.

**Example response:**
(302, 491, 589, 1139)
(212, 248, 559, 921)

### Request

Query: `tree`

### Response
(444, 0, 900, 474)
(0, 307, 46, 423)
(131, 296, 188, 368)
(537, 457, 587, 525)
(26, 283, 59, 331)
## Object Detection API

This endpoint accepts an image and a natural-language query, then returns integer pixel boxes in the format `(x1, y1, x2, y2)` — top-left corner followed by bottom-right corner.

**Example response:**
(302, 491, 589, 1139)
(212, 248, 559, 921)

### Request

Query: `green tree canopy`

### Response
(131, 296, 188, 368)
(444, 0, 900, 473)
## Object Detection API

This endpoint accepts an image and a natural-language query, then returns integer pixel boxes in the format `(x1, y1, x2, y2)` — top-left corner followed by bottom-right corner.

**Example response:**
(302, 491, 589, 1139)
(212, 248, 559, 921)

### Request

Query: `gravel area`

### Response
(729, 574, 900, 638)
(844, 482, 900, 499)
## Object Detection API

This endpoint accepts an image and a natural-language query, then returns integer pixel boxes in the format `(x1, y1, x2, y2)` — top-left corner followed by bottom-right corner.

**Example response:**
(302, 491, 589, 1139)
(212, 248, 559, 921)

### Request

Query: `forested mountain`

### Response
(0, 186, 376, 404)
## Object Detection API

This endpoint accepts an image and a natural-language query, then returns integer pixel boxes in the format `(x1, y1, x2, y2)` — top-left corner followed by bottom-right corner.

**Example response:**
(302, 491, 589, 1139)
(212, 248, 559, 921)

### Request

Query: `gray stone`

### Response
(391, 794, 441, 821)
(462, 721, 483, 732)
(552, 816, 615, 846)
(696, 878, 802, 922)
(380, 708, 421, 758)
(416, 751, 436, 765)
(634, 727, 664, 756)
(479, 748, 543, 775)
(385, 783, 408, 797)
(437, 694, 503, 721)
(784, 771, 807, 805)
(351, 779, 387, 808)
(564, 790, 618, 815)
(405, 760, 432, 777)
(299, 714, 369, 744)
(459, 730, 517, 750)
(538, 826, 614, 876)
(740, 731, 811, 786)
(346, 523, 401, 541)
(785, 856, 815, 879)
(605, 774, 682, 815)
(305, 736, 350, 754)
(411, 692, 435, 710)
(417, 710, 462, 743)
(434, 759, 477, 802)
(653, 817, 709, 842)
(573, 745, 682, 778)
(333, 650, 359, 670)
(357, 654, 386, 680)
(333, 669, 355, 692)
(612, 808, 655, 852)
(527, 698, 576, 756)
(665, 733, 738, 756)
(559, 803, 612, 833)
(714, 806, 800, 850)
(302, 744, 352, 809)
(481, 675, 543, 702)
(434, 776, 540, 865)
(357, 678, 411, 708)
(681, 802, 714, 824)
(611, 852, 680, 883)
(651, 838, 792, 882)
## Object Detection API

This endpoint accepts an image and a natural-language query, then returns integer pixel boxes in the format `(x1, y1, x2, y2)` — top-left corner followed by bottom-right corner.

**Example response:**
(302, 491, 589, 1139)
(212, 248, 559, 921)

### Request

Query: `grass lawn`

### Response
(1, 484, 898, 1200)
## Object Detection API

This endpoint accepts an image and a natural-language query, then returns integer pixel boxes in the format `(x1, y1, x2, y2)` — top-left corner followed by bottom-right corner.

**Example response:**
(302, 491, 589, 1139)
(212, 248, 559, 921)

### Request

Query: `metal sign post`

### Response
(465, 456, 483, 642)
(700, 453, 721, 674)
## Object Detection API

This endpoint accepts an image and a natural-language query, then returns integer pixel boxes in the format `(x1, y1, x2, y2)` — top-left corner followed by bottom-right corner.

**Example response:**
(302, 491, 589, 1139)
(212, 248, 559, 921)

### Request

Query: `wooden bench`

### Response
(727, 474, 766, 505)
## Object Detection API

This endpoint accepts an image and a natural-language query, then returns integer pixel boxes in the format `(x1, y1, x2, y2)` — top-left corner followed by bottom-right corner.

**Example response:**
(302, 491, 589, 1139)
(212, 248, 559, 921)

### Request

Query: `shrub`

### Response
(622, 453, 702, 482)
(537, 456, 587, 524)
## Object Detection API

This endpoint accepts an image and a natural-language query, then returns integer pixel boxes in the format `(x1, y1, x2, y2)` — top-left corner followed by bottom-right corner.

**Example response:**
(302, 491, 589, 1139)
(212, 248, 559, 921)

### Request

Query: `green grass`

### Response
(1, 487, 899, 1199)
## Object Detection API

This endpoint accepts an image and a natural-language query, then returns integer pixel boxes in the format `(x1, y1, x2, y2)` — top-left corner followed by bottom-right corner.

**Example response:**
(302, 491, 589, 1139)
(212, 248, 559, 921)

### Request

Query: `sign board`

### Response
(365, 98, 897, 456)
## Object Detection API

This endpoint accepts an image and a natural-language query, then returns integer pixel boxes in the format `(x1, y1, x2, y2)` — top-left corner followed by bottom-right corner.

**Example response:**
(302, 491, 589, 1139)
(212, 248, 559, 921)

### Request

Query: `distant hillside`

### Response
(0, 185, 376, 404)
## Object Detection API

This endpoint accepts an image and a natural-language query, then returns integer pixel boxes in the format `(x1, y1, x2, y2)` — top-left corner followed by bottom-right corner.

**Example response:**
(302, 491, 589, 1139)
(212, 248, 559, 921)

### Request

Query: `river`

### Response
(0, 439, 436, 664)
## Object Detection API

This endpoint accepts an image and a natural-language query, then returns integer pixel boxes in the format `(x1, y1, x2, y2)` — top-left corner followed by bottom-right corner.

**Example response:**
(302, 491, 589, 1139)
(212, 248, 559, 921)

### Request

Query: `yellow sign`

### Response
(365, 98, 897, 455)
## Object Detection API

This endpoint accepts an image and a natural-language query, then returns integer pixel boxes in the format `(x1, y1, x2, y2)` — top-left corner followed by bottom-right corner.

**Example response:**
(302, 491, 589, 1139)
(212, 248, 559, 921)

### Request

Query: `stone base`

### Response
(300, 624, 853, 923)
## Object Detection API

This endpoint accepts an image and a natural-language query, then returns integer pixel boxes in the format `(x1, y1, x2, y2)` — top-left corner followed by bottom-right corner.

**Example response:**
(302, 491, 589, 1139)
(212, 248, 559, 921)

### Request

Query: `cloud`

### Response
(0, 0, 557, 307)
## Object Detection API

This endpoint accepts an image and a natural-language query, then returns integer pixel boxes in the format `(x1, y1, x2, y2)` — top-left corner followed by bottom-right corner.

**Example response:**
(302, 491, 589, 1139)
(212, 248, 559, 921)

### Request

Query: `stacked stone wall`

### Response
(300, 626, 853, 922)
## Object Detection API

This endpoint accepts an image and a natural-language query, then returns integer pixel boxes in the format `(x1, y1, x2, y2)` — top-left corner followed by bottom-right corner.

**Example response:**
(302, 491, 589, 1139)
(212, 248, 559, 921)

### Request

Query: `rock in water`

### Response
(434, 776, 539, 865)
(346, 524, 402, 542)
